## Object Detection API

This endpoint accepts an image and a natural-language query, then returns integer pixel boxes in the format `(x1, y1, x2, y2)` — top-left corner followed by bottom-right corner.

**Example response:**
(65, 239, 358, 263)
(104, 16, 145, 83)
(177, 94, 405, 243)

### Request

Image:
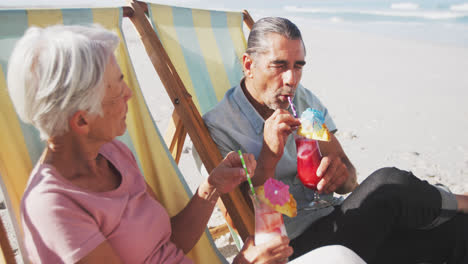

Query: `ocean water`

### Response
(1, 0, 468, 46)
(249, 0, 468, 47)
(278, 0, 468, 24)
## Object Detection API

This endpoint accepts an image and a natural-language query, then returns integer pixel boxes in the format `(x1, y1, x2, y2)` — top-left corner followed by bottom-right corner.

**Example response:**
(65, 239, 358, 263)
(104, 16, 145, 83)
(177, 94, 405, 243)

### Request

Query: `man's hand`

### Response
(254, 109, 301, 186)
(208, 151, 256, 194)
(316, 133, 358, 194)
(233, 236, 293, 264)
(316, 153, 350, 194)
(262, 109, 301, 162)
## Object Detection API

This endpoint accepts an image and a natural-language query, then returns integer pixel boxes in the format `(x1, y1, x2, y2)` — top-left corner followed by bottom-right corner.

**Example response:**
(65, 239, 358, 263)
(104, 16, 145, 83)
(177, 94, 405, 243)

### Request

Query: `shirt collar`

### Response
(232, 79, 265, 134)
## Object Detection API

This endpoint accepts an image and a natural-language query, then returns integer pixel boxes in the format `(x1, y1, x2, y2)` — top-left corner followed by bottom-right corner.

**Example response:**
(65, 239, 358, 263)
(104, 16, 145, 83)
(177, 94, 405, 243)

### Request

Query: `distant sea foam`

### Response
(451, 3, 468, 11)
(272, 1, 468, 47)
(282, 2, 468, 24)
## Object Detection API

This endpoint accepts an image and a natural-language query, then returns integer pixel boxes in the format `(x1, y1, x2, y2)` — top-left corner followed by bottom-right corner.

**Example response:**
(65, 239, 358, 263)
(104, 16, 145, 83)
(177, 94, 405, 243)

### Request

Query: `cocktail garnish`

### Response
(297, 108, 331, 142)
(264, 178, 290, 206)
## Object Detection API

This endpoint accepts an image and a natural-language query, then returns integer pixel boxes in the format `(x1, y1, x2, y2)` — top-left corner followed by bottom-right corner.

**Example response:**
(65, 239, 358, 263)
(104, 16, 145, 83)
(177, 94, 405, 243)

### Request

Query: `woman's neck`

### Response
(42, 134, 103, 180)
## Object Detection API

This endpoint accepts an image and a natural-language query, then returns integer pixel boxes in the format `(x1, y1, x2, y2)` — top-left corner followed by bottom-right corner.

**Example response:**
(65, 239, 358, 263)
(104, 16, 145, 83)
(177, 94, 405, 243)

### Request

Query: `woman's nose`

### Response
(124, 82, 132, 101)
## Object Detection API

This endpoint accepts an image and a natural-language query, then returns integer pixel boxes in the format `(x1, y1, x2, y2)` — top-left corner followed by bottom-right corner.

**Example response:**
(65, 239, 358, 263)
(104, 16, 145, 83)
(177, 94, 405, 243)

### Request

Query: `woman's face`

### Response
(88, 55, 132, 142)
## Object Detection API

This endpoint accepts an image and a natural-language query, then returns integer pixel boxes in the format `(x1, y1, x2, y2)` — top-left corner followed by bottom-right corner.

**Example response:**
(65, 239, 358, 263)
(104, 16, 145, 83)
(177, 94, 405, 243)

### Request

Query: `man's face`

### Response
(246, 33, 305, 111)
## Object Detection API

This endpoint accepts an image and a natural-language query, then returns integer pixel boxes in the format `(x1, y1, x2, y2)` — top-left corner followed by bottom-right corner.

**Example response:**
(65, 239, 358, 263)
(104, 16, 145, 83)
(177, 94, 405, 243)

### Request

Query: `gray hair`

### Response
(7, 24, 120, 140)
(246, 17, 305, 58)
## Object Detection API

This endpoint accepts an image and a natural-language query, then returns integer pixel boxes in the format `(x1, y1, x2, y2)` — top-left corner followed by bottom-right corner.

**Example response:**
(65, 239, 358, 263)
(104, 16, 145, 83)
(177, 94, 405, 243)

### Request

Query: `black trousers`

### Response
(289, 167, 468, 264)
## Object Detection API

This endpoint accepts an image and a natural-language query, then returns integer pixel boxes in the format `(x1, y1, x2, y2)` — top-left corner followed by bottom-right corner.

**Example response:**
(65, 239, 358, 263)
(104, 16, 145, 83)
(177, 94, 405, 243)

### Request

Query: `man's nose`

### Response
(283, 68, 298, 87)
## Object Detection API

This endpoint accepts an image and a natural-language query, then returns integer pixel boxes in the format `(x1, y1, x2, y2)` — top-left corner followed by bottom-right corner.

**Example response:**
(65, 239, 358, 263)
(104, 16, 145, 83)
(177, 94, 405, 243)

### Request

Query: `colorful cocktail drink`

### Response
(292, 106, 331, 209)
(295, 135, 322, 190)
(251, 196, 287, 245)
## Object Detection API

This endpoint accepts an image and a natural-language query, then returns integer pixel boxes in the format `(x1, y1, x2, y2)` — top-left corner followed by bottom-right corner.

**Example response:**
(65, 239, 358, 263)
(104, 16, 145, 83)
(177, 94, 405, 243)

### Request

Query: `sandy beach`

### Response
(122, 12, 468, 261)
(124, 14, 468, 194)
(294, 20, 468, 193)
(1, 8, 467, 263)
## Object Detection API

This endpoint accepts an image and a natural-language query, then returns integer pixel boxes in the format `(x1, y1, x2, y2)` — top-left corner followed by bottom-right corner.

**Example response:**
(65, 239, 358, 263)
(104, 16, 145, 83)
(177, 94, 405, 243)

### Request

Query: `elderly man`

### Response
(203, 17, 468, 263)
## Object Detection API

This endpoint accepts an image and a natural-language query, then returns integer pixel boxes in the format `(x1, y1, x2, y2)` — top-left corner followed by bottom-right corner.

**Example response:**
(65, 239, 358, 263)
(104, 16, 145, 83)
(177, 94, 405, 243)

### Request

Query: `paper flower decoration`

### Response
(297, 108, 331, 141)
(264, 178, 290, 206)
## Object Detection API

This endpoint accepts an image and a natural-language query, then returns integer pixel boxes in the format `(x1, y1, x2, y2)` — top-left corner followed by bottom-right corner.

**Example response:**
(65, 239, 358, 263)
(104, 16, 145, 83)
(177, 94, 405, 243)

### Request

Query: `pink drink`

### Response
(295, 136, 322, 190)
(251, 196, 287, 245)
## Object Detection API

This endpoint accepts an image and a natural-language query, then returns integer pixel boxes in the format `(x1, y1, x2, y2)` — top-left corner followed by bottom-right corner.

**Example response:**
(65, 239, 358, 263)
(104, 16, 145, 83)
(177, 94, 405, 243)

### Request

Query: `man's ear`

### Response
(69, 110, 90, 135)
(243, 53, 254, 78)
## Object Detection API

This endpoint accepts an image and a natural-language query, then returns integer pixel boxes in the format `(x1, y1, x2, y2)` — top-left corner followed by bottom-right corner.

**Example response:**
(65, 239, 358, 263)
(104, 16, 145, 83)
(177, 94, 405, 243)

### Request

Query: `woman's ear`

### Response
(243, 53, 254, 79)
(69, 111, 90, 135)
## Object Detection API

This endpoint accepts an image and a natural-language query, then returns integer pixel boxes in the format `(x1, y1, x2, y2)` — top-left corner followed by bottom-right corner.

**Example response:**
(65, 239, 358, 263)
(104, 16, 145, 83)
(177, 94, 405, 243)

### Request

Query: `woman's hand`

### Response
(233, 236, 293, 264)
(171, 152, 255, 252)
(208, 151, 256, 194)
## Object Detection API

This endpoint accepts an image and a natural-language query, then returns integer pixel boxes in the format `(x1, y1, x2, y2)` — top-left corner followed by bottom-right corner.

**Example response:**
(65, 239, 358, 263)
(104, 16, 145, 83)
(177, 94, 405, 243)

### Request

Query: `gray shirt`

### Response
(203, 82, 339, 239)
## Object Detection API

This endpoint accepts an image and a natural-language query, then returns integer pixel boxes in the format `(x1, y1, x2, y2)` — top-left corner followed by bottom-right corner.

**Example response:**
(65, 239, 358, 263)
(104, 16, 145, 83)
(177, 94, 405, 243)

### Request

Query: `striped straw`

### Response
(288, 96, 297, 118)
(237, 150, 256, 197)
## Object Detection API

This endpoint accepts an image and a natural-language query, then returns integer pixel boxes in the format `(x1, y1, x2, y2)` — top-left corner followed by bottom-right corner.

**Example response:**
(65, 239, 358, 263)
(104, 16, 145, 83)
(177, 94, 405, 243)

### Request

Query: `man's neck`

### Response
(241, 79, 274, 120)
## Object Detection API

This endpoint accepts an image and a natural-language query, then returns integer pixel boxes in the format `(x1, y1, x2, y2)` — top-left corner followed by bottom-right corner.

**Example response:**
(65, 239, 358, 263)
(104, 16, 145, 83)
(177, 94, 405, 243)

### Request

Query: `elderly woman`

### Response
(7, 24, 294, 264)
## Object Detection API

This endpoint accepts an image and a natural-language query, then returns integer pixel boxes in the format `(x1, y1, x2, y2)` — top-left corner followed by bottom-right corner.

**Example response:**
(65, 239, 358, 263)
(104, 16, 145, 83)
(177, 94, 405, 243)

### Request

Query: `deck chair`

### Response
(0, 7, 226, 264)
(126, 0, 256, 243)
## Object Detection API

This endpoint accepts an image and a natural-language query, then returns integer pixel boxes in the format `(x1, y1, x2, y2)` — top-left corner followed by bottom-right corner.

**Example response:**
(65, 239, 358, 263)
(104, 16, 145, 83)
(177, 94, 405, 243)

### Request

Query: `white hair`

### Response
(7, 24, 120, 140)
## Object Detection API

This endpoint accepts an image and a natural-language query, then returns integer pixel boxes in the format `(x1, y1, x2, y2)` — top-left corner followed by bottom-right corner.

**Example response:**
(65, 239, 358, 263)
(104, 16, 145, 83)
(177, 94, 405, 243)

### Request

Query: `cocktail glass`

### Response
(250, 195, 287, 245)
(295, 134, 331, 209)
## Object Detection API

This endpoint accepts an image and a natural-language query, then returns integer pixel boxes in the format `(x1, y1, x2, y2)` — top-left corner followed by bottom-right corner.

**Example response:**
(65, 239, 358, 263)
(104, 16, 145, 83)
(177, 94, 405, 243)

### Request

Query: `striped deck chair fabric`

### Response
(138, 3, 253, 248)
(143, 3, 251, 248)
(147, 3, 247, 115)
(0, 7, 226, 264)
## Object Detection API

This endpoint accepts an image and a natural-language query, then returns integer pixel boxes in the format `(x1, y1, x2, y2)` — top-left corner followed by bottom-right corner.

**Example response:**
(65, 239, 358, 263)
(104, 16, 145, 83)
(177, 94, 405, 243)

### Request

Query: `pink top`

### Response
(21, 140, 192, 264)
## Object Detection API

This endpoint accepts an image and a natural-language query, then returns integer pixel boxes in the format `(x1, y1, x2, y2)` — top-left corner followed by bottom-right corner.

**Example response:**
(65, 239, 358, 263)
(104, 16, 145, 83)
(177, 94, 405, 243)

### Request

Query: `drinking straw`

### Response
(238, 150, 256, 197)
(288, 96, 297, 118)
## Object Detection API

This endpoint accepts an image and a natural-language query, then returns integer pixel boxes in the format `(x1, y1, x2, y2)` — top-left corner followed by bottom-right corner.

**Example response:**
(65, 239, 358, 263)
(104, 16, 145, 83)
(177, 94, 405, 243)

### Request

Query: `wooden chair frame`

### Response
(125, 0, 256, 241)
